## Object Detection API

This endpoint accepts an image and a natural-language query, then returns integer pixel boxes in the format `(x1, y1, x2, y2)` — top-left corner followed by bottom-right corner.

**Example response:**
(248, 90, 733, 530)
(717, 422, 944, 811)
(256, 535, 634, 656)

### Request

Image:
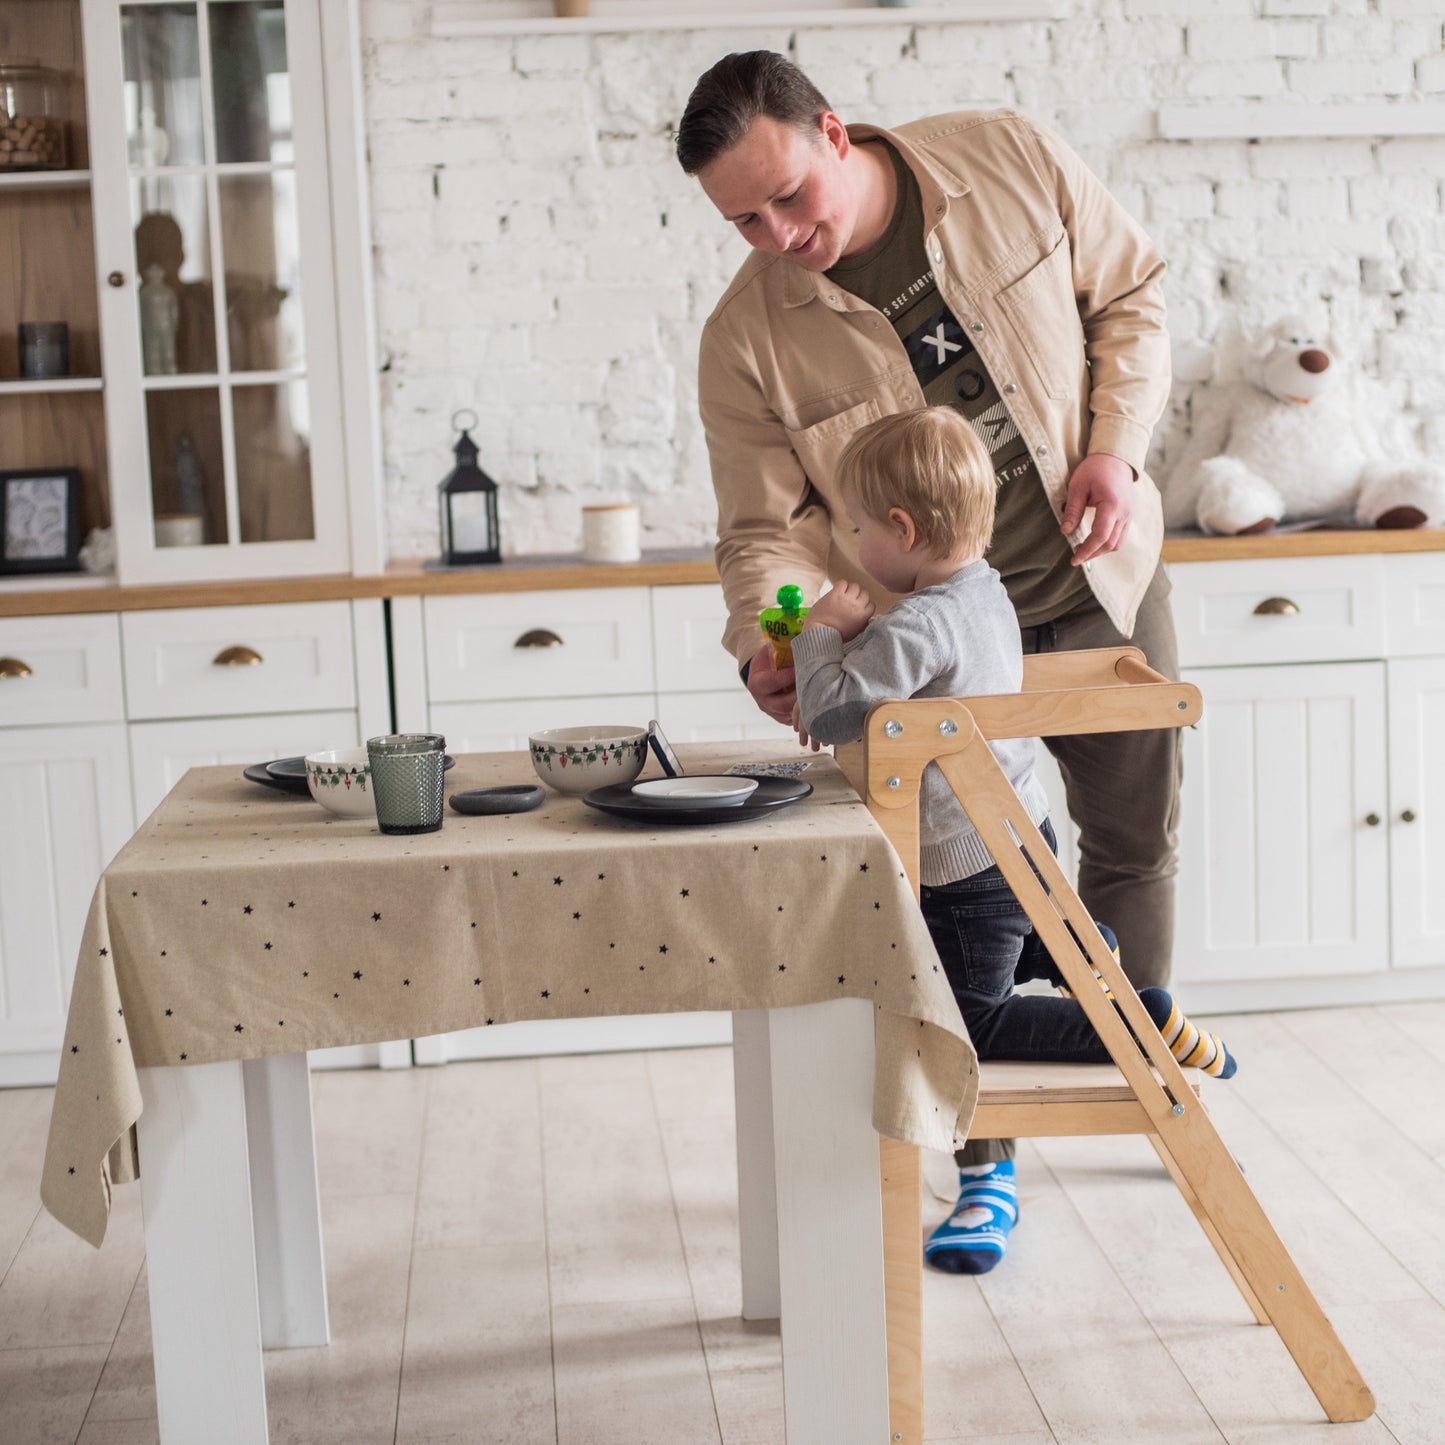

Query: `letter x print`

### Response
(922, 323, 962, 366)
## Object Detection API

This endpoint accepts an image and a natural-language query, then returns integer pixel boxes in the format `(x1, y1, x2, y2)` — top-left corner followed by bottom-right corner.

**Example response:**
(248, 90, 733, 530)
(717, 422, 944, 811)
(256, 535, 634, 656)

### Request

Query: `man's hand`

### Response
(1060, 452, 1135, 565)
(803, 579, 875, 641)
(745, 642, 796, 725)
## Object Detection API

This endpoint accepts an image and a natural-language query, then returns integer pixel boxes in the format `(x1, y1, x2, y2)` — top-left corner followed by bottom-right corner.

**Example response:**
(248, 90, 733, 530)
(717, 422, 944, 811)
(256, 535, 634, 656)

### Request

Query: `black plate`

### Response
(243, 762, 310, 795)
(583, 776, 813, 825)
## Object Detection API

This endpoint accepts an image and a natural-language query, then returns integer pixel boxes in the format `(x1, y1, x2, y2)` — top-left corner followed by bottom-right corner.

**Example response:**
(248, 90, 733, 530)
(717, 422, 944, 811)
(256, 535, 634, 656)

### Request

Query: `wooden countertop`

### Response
(3, 531, 1444, 618)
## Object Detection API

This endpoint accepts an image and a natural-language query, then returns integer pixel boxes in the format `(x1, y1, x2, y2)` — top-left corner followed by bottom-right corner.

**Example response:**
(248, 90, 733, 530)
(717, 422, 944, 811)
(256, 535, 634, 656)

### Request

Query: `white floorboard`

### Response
(1, 1005, 1439, 1443)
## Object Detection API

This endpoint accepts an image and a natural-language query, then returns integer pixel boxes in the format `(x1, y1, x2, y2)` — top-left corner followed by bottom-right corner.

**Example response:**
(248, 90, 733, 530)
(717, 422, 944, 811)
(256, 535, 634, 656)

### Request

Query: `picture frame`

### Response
(0, 468, 82, 576)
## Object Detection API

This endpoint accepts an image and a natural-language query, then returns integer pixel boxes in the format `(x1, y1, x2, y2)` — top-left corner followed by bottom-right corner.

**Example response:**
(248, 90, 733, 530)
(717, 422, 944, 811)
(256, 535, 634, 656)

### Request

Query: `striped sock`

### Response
(1139, 987, 1237, 1079)
(924, 1161, 1018, 1275)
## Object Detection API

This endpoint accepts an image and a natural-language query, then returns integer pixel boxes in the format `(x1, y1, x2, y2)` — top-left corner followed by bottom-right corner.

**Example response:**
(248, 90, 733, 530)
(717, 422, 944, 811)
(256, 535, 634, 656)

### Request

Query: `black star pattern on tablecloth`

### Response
(243, 905, 253, 915)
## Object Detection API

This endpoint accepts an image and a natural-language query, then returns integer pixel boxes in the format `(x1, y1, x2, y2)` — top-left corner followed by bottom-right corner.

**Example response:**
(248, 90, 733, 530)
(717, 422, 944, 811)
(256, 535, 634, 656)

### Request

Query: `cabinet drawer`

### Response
(424, 589, 654, 704)
(122, 603, 357, 720)
(652, 584, 744, 693)
(1385, 552, 1445, 657)
(0, 614, 124, 726)
(1169, 555, 1385, 668)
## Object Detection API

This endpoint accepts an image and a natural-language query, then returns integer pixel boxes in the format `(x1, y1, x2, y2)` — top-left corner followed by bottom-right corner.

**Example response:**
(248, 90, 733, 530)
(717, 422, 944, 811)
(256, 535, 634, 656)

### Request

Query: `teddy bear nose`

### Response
(1298, 349, 1330, 374)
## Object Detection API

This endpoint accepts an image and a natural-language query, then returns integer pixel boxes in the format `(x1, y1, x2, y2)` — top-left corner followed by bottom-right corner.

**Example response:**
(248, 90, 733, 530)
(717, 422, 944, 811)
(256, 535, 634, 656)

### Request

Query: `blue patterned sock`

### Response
(924, 1160, 1017, 1275)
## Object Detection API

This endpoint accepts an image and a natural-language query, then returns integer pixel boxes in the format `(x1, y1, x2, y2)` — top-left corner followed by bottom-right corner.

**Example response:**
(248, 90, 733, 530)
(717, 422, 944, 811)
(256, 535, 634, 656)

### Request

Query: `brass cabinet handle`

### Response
(1365, 813, 1381, 827)
(1253, 597, 1300, 616)
(213, 644, 263, 667)
(514, 628, 563, 649)
(1400, 809, 1417, 824)
(0, 656, 34, 678)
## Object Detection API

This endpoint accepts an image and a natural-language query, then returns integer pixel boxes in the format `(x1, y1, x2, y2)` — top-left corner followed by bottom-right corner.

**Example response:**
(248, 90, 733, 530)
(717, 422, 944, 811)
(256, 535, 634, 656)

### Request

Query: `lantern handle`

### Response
(452, 408, 479, 435)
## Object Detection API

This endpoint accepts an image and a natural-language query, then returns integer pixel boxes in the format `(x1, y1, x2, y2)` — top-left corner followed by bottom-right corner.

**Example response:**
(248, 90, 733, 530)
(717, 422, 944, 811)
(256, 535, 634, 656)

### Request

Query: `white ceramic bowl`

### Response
(305, 747, 377, 818)
(528, 725, 649, 795)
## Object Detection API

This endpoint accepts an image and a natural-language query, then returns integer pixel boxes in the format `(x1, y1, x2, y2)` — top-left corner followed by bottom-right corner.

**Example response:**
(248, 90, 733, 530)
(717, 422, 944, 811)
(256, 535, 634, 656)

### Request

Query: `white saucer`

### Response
(630, 776, 760, 807)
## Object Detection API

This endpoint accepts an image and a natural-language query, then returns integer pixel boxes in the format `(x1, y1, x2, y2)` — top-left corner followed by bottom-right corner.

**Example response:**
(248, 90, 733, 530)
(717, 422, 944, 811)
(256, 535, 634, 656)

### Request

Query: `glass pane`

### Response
(133, 176, 217, 374)
(146, 388, 227, 545)
(122, 5, 204, 169)
(219, 172, 304, 372)
(209, 1, 292, 166)
(234, 381, 314, 542)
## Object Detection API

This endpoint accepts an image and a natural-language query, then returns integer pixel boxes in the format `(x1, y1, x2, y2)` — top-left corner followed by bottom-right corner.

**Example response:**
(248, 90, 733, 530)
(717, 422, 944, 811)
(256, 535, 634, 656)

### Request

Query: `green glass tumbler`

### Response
(367, 733, 447, 834)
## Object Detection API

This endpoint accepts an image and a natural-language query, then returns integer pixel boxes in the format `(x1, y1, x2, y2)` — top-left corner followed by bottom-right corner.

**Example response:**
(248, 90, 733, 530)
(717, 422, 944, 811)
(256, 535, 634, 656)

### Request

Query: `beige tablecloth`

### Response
(42, 744, 979, 1247)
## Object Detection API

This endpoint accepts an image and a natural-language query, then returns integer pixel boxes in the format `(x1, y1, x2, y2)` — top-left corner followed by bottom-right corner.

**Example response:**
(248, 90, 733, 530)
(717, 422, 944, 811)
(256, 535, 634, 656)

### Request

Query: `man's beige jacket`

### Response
(698, 109, 1171, 668)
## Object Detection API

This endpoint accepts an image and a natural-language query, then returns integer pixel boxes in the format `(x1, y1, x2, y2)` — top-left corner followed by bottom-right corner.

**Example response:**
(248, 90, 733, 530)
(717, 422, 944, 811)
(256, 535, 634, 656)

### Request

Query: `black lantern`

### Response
(439, 409, 501, 566)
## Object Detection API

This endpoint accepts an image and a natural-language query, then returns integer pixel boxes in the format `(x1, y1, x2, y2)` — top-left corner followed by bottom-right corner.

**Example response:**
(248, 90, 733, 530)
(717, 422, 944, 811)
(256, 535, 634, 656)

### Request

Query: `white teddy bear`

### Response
(1164, 317, 1445, 535)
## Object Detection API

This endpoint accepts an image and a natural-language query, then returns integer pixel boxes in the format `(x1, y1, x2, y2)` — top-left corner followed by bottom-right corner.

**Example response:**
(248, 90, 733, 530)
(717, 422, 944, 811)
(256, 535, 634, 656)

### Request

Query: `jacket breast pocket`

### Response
(784, 398, 882, 489)
(997, 233, 1082, 402)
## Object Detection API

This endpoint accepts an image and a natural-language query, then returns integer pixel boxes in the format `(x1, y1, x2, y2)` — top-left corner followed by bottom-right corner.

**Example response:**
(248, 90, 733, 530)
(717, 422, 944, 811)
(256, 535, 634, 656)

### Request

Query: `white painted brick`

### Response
(1288, 57, 1417, 97)
(1115, 140, 1251, 183)
(1249, 138, 1376, 178)
(1349, 174, 1441, 219)
(915, 22, 1052, 67)
(1285, 176, 1351, 220)
(1387, 211, 1445, 256)
(1320, 19, 1435, 58)
(872, 62, 1009, 112)
(1377, 136, 1445, 175)
(1177, 59, 1289, 98)
(556, 284, 691, 325)
(1044, 101, 1157, 148)
(361, 1, 424, 44)
(1186, 20, 1313, 62)
(795, 24, 914, 71)
(513, 34, 592, 75)
(1126, 0, 1254, 17)
(1402, 254, 1445, 289)
(1264, 0, 1368, 15)
(1216, 179, 1284, 219)
(1418, 54, 1445, 93)
(1149, 181, 1216, 221)
(1378, 0, 1445, 16)
(600, 442, 682, 497)
(1048, 18, 1186, 66)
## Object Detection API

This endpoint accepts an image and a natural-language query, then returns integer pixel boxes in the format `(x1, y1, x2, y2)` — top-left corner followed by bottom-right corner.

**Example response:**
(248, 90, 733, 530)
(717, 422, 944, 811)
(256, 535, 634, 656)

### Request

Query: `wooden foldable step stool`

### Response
(864, 646, 1375, 1443)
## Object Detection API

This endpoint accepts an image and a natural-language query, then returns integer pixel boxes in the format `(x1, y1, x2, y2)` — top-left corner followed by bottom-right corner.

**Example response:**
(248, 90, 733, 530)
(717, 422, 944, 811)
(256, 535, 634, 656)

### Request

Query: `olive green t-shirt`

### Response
(825, 144, 1089, 627)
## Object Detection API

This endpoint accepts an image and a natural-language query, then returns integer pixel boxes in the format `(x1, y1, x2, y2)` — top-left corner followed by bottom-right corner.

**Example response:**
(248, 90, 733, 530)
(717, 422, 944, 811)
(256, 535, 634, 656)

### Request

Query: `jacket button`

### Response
(903, 392, 915, 403)
(970, 321, 984, 334)
(827, 293, 838, 304)
(1038, 445, 1050, 458)
(933, 250, 943, 263)
(1003, 383, 1017, 395)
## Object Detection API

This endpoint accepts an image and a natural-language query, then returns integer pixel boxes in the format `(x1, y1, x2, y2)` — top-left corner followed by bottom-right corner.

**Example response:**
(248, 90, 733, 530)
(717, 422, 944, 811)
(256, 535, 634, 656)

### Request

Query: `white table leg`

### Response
(768, 999, 889, 1445)
(732, 1009, 780, 1320)
(243, 1053, 330, 1347)
(137, 1061, 269, 1445)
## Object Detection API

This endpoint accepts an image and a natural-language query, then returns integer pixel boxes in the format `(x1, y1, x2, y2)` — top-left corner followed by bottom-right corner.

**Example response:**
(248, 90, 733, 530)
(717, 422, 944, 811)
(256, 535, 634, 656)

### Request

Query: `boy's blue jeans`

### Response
(920, 818, 1127, 1166)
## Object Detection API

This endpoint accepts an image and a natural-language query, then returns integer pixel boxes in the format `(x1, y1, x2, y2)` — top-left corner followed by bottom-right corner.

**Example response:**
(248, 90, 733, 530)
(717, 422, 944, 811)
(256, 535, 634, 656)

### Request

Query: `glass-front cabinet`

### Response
(0, 0, 369, 588)
(84, 0, 349, 581)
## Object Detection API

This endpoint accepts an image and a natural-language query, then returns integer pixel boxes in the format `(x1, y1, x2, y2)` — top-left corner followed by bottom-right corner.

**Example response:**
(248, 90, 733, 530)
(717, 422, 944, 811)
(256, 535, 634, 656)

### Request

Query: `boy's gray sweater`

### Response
(792, 560, 1049, 887)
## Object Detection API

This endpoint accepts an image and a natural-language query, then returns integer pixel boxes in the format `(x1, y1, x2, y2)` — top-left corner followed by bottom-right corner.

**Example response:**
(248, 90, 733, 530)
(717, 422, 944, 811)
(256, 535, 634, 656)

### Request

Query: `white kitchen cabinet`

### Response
(1386, 657, 1445, 970)
(0, 723, 134, 1086)
(1171, 551, 1445, 1012)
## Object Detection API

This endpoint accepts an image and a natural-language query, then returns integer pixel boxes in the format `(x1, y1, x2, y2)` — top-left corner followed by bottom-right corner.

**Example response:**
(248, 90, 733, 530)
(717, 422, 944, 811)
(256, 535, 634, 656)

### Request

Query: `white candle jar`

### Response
(581, 502, 641, 563)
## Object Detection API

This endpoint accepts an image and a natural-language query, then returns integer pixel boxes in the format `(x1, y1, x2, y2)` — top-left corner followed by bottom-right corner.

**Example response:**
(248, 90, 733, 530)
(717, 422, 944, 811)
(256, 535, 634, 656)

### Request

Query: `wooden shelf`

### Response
(432, 0, 1066, 37)
(0, 169, 91, 190)
(0, 377, 103, 396)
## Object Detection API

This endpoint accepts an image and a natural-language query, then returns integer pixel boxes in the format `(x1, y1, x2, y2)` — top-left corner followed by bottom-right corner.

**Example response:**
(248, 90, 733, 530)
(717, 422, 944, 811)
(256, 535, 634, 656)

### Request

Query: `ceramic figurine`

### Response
(139, 263, 178, 375)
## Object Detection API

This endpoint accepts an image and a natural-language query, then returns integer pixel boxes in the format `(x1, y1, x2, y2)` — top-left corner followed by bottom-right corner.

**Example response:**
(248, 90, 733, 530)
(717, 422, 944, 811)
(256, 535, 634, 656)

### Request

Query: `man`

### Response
(677, 51, 1180, 1274)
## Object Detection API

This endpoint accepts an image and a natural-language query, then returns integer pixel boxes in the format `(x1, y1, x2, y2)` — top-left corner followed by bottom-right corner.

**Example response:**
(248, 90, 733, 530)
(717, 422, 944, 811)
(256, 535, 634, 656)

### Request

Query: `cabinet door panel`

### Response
(1388, 657, 1445, 969)
(1176, 662, 1389, 984)
(1385, 554, 1445, 658)
(0, 724, 133, 1081)
(0, 614, 124, 725)
(658, 690, 798, 744)
(129, 710, 358, 821)
(652, 583, 743, 693)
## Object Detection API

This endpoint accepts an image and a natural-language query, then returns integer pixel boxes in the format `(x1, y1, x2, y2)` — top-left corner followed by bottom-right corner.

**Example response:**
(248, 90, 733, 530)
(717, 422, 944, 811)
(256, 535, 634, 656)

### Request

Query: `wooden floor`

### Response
(3, 1003, 1445, 1444)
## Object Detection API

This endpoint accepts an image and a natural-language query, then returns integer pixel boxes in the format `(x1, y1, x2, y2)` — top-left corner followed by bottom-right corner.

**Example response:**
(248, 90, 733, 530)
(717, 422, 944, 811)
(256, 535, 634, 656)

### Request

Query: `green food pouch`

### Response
(759, 584, 809, 667)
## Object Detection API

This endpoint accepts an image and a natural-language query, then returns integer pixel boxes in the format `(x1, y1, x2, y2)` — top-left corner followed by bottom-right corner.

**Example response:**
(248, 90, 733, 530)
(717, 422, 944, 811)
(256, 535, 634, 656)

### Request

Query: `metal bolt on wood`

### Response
(887, 777, 900, 790)
(938, 719, 957, 735)
(884, 719, 903, 737)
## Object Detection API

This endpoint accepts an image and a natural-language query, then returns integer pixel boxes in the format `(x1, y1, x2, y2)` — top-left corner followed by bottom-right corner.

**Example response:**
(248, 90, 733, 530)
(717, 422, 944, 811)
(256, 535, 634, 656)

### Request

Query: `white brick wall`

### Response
(360, 1, 1445, 559)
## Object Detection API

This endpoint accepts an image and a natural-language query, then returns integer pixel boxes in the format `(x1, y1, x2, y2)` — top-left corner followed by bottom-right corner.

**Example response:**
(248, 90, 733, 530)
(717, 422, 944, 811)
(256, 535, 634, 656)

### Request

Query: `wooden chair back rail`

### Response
(863, 673, 1375, 1442)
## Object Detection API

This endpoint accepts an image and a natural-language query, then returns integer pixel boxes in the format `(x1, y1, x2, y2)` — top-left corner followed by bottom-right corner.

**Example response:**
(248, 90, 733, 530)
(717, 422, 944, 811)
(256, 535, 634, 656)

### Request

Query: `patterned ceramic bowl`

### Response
(305, 747, 377, 818)
(528, 725, 649, 795)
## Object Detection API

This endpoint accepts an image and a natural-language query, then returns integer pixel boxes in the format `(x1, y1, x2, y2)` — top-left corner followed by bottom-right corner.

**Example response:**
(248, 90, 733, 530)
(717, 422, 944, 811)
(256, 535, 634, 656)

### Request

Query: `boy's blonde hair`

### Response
(836, 406, 996, 556)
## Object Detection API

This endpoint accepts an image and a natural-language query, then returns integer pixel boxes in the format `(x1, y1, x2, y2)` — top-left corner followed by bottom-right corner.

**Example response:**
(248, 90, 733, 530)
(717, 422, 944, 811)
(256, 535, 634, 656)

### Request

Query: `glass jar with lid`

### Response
(0, 59, 68, 171)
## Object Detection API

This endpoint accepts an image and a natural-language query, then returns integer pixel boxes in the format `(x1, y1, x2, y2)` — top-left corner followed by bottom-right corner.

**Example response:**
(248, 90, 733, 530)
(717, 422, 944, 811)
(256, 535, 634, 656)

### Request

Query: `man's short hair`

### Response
(675, 51, 831, 175)
(836, 408, 997, 557)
